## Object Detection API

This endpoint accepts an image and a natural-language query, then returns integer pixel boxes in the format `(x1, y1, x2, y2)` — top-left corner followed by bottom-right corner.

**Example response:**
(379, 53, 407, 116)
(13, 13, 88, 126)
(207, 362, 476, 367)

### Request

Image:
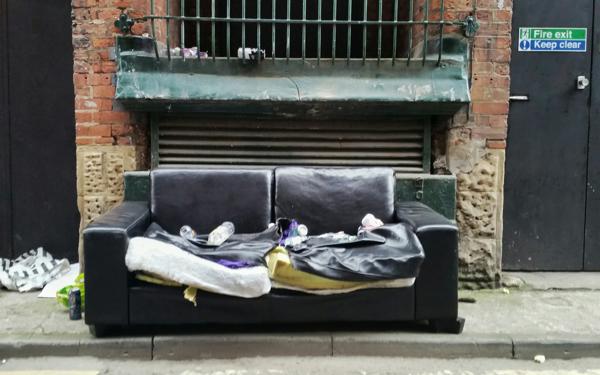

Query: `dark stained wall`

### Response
(0, 0, 79, 261)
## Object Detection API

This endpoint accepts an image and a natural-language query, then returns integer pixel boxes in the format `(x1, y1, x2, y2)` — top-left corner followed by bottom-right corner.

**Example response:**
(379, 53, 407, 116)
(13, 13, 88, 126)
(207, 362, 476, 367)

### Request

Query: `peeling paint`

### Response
(449, 87, 457, 102)
(414, 84, 434, 101)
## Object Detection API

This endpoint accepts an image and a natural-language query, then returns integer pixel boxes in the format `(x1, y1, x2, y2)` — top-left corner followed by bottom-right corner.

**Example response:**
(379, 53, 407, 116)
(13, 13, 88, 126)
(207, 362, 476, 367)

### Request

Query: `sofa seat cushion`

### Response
(274, 167, 395, 234)
(129, 283, 415, 325)
(151, 169, 273, 234)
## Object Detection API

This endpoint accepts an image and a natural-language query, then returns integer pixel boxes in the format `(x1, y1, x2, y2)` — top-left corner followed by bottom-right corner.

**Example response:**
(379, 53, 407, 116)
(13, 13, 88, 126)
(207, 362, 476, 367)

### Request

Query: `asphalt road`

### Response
(2, 356, 600, 375)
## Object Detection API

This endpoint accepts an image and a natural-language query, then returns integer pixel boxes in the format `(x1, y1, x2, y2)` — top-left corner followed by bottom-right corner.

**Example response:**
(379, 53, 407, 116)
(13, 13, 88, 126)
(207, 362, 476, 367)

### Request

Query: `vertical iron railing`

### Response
(346, 0, 352, 64)
(271, 0, 275, 61)
(226, 0, 231, 59)
(391, 0, 397, 65)
(332, 0, 337, 63)
(212, 0, 216, 61)
(196, 0, 201, 59)
(145, 0, 468, 66)
(407, 0, 413, 66)
(286, 0, 291, 62)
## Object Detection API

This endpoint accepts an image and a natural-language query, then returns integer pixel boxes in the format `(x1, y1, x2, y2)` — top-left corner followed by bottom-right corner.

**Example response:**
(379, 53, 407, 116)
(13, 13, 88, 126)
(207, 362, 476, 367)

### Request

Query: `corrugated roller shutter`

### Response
(154, 115, 430, 173)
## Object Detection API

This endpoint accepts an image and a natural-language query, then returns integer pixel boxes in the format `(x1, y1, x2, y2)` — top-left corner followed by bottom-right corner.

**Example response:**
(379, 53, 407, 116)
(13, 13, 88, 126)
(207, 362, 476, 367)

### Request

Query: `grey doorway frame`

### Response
(584, 0, 600, 270)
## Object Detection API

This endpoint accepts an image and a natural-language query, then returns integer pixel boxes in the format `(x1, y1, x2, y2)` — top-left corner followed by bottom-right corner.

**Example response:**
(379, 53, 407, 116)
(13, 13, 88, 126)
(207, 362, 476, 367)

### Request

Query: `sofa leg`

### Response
(430, 317, 465, 334)
(88, 324, 110, 338)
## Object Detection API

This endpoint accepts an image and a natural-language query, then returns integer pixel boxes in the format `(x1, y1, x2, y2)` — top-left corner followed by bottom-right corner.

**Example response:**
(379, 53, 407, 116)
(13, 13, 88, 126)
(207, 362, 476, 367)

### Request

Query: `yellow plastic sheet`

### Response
(266, 246, 373, 290)
(135, 272, 182, 287)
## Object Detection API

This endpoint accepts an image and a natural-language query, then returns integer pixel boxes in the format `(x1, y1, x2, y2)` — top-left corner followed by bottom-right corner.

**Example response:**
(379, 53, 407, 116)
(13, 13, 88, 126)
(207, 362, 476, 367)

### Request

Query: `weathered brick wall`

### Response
(72, 0, 151, 262)
(410, 0, 510, 287)
(441, 0, 511, 287)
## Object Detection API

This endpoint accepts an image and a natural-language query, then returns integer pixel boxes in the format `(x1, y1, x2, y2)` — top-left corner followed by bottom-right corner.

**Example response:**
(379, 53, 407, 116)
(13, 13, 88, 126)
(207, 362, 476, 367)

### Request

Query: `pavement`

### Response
(1, 272, 600, 361)
(4, 356, 600, 374)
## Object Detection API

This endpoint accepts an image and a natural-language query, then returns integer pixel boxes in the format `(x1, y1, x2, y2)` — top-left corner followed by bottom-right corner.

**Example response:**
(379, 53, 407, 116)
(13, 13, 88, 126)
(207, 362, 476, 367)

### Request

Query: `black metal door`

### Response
(0, 0, 11, 259)
(0, 0, 80, 261)
(503, 0, 593, 270)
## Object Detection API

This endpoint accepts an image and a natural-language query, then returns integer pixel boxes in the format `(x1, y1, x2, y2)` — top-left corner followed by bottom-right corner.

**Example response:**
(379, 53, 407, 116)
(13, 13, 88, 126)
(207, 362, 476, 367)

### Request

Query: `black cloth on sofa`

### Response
(287, 223, 425, 281)
(144, 222, 278, 266)
(142, 221, 424, 282)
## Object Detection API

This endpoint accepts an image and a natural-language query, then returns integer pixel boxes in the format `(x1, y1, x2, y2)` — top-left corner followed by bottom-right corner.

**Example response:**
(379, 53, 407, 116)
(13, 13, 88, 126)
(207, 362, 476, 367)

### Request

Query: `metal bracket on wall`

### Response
(462, 16, 480, 38)
(115, 8, 135, 34)
(414, 177, 424, 201)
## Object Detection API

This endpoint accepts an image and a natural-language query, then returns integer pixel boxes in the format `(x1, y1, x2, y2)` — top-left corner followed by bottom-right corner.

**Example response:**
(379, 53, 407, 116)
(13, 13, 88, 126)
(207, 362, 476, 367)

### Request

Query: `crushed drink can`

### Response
(69, 288, 82, 320)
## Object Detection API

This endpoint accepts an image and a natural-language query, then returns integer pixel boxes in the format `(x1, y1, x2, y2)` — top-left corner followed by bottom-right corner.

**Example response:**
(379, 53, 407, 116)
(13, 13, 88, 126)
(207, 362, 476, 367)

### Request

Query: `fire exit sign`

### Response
(518, 27, 587, 52)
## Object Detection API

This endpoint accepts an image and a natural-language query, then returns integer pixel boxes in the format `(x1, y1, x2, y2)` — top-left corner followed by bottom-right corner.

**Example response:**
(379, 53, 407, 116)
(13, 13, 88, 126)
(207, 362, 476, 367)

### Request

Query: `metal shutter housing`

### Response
(152, 115, 431, 173)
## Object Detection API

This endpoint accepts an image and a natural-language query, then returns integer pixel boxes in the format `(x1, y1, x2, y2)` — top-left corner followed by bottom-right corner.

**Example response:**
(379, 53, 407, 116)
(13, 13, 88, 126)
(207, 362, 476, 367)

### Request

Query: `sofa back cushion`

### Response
(274, 167, 395, 234)
(151, 169, 273, 234)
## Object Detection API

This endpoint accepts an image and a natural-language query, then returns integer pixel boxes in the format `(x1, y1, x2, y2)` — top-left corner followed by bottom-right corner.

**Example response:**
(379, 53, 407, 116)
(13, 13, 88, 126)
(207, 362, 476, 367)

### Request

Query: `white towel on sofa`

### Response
(125, 237, 271, 298)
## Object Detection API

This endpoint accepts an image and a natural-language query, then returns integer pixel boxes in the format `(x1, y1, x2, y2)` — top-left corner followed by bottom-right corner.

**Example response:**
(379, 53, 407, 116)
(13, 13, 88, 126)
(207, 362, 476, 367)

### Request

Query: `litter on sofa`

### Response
(125, 213, 425, 304)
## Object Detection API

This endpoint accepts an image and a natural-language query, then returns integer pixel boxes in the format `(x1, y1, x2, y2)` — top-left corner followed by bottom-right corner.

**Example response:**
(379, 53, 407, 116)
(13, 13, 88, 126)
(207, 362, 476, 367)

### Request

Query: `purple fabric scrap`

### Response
(216, 259, 254, 269)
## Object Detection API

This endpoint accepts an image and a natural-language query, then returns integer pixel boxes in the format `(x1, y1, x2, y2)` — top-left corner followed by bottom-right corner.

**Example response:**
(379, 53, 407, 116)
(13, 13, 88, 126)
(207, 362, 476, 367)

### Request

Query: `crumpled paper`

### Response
(0, 247, 70, 292)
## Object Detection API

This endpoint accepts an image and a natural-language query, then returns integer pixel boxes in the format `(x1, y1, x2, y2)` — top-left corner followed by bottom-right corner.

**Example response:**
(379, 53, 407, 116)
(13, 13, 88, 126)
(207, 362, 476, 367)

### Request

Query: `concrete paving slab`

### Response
(505, 272, 600, 291)
(513, 335, 600, 360)
(7, 356, 600, 375)
(459, 290, 600, 335)
(3, 286, 600, 360)
(153, 334, 332, 360)
(0, 336, 152, 360)
(0, 291, 88, 337)
(0, 336, 80, 359)
(78, 337, 152, 360)
(332, 333, 513, 358)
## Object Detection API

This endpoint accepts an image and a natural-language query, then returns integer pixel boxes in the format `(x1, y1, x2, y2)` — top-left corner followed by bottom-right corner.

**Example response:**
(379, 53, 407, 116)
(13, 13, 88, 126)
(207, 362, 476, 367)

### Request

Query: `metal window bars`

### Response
(131, 0, 476, 66)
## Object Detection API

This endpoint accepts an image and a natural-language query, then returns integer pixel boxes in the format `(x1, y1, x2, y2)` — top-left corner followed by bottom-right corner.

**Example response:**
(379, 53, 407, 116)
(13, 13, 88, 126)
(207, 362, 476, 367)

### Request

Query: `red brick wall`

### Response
(72, 0, 510, 153)
(72, 0, 149, 152)
(430, 0, 512, 286)
(469, 0, 511, 149)
(414, 0, 512, 150)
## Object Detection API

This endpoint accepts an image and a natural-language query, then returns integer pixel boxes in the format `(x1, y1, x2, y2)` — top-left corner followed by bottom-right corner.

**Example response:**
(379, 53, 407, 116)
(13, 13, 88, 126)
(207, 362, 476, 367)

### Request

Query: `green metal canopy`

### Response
(114, 36, 470, 118)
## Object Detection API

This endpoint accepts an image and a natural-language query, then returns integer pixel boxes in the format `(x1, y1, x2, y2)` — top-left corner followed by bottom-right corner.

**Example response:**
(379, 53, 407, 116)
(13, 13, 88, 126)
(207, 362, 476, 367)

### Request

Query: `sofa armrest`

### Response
(395, 201, 458, 321)
(83, 201, 150, 326)
(395, 201, 456, 233)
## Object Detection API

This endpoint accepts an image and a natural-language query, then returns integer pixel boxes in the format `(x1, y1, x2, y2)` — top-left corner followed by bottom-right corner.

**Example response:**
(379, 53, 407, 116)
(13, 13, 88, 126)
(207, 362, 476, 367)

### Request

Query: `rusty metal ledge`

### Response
(114, 36, 470, 118)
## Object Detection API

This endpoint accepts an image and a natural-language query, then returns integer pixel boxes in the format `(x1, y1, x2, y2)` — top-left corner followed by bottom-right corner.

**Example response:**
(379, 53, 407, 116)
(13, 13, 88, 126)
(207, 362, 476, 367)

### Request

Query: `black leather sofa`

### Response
(84, 167, 463, 337)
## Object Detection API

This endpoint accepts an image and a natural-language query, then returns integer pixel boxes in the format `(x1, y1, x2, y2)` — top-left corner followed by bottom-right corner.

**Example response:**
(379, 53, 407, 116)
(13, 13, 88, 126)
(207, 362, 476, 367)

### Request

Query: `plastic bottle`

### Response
(283, 222, 309, 247)
(179, 225, 197, 241)
(297, 224, 308, 237)
(207, 221, 235, 246)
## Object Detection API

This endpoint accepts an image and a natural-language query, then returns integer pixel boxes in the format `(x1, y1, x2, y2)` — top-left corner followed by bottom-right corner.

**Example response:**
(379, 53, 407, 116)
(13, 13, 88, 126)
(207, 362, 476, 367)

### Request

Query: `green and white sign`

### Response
(518, 27, 587, 52)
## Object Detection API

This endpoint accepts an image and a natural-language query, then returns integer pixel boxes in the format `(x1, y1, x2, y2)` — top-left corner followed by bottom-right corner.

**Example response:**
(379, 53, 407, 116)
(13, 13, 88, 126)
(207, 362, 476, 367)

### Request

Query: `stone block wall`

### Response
(442, 0, 511, 287)
(70, 0, 512, 286)
(76, 145, 138, 263)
